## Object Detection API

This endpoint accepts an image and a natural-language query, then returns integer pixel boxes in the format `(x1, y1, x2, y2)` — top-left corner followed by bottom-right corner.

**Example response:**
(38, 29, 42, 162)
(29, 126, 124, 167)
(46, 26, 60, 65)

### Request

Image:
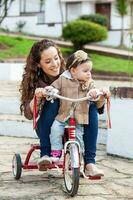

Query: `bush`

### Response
(79, 14, 108, 27)
(62, 20, 107, 49)
(16, 20, 26, 33)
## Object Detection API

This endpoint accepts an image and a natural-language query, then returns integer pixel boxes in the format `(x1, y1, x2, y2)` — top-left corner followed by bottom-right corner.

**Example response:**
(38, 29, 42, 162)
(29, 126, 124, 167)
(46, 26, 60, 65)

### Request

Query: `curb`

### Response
(93, 74, 133, 82)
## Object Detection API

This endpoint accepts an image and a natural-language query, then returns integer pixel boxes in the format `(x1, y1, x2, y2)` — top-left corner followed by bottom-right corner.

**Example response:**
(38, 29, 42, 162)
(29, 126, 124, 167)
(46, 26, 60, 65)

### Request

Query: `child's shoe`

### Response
(51, 150, 62, 162)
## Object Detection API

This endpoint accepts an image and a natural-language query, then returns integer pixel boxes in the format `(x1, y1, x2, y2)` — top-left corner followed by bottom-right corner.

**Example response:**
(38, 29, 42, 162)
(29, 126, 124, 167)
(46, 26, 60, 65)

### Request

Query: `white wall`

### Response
(0, 63, 24, 81)
(45, 0, 61, 23)
(107, 98, 133, 159)
(100, 30, 132, 47)
(82, 1, 95, 14)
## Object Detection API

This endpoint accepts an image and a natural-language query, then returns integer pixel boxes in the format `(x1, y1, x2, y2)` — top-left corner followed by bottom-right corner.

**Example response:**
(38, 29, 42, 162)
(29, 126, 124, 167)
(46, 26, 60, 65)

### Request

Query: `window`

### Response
(20, 0, 45, 14)
(66, 2, 81, 22)
(20, 0, 45, 23)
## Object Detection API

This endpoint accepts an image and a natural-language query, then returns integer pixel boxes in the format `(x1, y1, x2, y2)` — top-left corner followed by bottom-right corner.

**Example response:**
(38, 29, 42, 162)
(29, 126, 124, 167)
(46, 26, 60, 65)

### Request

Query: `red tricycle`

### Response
(12, 91, 109, 197)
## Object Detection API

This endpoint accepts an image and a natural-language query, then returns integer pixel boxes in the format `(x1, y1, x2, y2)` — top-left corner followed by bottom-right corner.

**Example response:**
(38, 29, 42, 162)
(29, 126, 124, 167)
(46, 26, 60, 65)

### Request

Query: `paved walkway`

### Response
(0, 136, 133, 200)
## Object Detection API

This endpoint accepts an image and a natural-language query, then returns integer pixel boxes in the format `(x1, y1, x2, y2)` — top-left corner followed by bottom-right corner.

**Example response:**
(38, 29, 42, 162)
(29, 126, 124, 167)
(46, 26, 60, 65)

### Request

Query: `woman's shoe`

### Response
(85, 163, 104, 177)
(37, 155, 52, 171)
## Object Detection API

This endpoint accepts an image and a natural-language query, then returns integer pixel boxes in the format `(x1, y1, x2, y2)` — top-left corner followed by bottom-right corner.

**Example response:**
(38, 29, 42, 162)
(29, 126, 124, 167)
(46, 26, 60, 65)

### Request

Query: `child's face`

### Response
(71, 62, 92, 82)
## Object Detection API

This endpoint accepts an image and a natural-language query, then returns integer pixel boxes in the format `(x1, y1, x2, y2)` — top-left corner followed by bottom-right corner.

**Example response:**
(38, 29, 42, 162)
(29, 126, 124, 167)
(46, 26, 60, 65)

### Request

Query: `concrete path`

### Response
(0, 136, 133, 200)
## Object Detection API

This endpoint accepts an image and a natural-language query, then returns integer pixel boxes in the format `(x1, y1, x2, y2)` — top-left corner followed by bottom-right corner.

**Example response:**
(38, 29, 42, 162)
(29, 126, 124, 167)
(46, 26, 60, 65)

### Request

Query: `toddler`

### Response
(45, 50, 106, 162)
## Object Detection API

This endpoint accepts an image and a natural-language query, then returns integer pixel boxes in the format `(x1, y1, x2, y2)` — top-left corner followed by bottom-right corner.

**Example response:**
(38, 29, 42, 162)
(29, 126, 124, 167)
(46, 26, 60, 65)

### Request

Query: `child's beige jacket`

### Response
(51, 70, 104, 124)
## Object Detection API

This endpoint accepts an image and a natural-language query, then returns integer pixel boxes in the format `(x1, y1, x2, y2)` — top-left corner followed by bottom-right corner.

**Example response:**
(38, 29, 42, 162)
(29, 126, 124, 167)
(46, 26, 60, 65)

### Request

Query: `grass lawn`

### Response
(0, 35, 36, 59)
(0, 35, 133, 75)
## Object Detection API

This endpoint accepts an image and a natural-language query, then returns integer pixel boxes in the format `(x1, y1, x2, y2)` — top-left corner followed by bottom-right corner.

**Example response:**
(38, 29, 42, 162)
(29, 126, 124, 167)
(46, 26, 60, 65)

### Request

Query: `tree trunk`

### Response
(0, 0, 14, 25)
(120, 16, 124, 47)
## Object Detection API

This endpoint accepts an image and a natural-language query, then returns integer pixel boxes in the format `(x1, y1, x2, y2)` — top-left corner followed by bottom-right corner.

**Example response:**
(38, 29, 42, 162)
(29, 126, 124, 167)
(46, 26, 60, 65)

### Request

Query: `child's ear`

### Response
(70, 67, 76, 75)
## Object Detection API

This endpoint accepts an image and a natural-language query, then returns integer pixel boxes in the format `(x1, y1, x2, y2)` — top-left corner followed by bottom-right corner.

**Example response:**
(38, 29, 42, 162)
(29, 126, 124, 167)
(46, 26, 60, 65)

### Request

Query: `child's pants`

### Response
(50, 119, 84, 151)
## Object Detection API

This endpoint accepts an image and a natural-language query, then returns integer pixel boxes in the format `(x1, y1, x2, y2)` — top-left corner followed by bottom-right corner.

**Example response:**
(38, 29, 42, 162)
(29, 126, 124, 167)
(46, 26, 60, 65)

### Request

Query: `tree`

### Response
(0, 0, 15, 25)
(115, 0, 128, 47)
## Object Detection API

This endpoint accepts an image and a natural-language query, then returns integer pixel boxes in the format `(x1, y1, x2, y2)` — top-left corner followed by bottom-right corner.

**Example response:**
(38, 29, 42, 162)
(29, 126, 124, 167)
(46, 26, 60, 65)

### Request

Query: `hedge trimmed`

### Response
(63, 20, 107, 49)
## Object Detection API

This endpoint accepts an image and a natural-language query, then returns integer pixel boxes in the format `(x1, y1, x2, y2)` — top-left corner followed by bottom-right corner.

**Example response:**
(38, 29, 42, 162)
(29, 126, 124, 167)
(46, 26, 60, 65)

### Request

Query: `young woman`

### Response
(20, 39, 108, 176)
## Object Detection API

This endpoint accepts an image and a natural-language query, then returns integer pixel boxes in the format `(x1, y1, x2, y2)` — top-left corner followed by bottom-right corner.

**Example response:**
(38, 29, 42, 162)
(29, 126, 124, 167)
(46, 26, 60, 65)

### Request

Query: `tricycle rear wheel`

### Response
(12, 153, 22, 180)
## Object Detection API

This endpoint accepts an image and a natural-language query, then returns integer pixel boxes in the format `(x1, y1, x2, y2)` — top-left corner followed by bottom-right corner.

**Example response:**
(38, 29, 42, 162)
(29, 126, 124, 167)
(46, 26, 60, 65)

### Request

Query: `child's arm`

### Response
(87, 87, 110, 110)
(86, 80, 110, 108)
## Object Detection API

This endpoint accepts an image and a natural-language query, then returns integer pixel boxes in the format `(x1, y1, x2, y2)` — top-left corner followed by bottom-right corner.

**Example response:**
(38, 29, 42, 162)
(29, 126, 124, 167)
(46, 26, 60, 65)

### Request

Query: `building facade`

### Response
(0, 0, 133, 47)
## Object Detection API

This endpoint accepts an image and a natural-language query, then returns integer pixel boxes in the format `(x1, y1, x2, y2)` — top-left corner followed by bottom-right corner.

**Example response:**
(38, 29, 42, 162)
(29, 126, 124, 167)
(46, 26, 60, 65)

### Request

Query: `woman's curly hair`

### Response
(20, 39, 65, 114)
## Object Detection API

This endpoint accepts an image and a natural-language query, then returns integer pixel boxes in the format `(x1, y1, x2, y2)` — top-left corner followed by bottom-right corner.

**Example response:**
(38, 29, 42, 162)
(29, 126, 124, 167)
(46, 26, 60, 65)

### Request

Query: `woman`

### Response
(20, 39, 105, 176)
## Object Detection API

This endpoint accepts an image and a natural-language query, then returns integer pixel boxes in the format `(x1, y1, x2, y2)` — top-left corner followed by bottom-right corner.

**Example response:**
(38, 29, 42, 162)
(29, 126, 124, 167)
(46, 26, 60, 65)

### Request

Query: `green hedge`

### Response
(63, 20, 107, 49)
(79, 14, 108, 27)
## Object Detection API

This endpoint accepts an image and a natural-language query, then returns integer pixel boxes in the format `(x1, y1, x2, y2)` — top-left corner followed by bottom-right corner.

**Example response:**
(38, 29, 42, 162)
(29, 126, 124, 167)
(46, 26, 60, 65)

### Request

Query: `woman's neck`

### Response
(42, 73, 58, 84)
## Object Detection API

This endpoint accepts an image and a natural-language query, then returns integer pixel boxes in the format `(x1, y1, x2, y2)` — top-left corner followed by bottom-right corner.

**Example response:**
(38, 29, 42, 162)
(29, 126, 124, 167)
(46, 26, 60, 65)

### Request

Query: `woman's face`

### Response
(39, 46, 61, 77)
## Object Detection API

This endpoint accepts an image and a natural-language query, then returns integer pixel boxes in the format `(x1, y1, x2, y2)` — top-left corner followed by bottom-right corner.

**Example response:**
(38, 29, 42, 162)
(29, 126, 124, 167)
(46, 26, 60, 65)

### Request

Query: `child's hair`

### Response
(66, 50, 92, 70)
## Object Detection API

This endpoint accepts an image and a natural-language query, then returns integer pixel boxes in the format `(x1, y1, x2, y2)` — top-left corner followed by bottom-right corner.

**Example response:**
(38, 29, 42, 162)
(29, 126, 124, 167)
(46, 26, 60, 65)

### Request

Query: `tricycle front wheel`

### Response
(64, 144, 80, 197)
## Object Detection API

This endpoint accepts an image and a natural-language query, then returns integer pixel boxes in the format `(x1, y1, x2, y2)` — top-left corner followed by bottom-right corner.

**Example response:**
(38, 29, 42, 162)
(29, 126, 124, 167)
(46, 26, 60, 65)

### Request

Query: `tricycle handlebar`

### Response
(44, 88, 104, 102)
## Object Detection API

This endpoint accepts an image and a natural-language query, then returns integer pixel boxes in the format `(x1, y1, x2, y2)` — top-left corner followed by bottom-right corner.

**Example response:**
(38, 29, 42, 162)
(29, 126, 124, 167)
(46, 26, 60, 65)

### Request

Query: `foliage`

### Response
(90, 53, 133, 75)
(115, 0, 128, 47)
(62, 20, 107, 49)
(79, 14, 108, 27)
(0, 35, 35, 59)
(0, 0, 15, 24)
(115, 0, 128, 16)
(16, 21, 26, 33)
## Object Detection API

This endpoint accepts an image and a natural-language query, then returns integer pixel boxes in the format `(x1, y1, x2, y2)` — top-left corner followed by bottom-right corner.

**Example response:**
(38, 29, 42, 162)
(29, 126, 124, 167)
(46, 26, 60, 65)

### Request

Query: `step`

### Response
(0, 114, 37, 138)
(0, 96, 20, 114)
(0, 113, 107, 144)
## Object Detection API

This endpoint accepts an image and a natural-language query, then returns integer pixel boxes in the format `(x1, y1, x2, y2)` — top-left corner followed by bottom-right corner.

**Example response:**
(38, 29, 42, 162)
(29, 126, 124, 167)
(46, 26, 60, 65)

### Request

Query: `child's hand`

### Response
(87, 89, 100, 99)
(43, 86, 54, 96)
(43, 86, 59, 101)
(100, 88, 111, 99)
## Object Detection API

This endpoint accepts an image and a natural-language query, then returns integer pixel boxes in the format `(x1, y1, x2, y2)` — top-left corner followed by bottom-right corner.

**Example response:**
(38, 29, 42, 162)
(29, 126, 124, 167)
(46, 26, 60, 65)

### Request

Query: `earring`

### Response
(37, 67, 41, 76)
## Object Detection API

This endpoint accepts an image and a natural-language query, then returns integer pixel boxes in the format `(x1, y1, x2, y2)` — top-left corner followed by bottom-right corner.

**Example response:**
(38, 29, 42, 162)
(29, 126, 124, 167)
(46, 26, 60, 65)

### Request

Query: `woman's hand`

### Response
(30, 87, 44, 112)
(35, 87, 45, 100)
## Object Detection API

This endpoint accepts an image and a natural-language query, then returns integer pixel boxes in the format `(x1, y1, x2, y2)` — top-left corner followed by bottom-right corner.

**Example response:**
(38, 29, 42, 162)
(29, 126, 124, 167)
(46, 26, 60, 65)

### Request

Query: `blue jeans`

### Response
(36, 100, 98, 165)
(50, 119, 84, 150)
(83, 103, 98, 165)
(36, 99, 60, 157)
